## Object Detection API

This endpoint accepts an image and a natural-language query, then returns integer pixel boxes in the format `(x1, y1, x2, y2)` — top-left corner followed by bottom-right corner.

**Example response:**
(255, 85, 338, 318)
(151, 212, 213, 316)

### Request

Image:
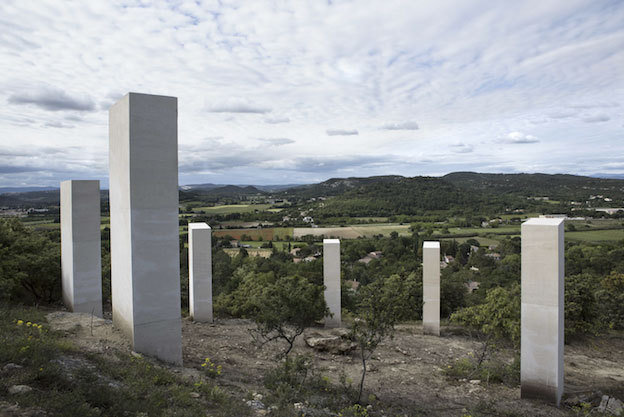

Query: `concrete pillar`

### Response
(521, 218, 564, 405)
(60, 180, 102, 317)
(109, 92, 182, 365)
(188, 223, 212, 322)
(323, 239, 341, 328)
(423, 241, 440, 336)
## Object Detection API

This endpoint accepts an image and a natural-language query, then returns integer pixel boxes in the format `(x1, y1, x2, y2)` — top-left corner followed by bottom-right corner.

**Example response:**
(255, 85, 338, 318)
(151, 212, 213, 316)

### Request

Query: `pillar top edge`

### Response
(423, 241, 440, 248)
(523, 217, 565, 226)
(126, 92, 178, 100)
(188, 223, 211, 229)
(60, 179, 100, 185)
(323, 239, 340, 244)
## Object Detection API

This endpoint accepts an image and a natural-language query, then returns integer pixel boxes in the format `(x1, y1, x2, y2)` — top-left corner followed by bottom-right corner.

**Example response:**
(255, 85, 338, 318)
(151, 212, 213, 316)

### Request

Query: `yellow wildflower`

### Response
(26, 322, 32, 327)
(16, 320, 24, 326)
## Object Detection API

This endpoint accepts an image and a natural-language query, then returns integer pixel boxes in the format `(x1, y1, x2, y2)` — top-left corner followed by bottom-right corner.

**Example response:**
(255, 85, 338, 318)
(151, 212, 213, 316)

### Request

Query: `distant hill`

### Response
(442, 172, 624, 200)
(283, 175, 405, 198)
(3, 172, 623, 210)
(206, 185, 264, 196)
(309, 176, 480, 217)
(181, 183, 303, 192)
(0, 186, 58, 195)
(0, 189, 110, 208)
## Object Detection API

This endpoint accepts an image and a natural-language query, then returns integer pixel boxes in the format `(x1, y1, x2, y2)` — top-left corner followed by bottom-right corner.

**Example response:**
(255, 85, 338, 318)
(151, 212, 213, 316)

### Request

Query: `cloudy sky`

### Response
(1, 0, 623, 187)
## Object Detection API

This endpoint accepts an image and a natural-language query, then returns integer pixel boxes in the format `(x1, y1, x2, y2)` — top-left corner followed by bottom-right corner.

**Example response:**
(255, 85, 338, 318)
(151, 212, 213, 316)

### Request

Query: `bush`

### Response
(0, 218, 60, 304)
(596, 272, 624, 330)
(217, 270, 327, 355)
(445, 355, 520, 386)
(451, 284, 520, 347)
(565, 273, 604, 339)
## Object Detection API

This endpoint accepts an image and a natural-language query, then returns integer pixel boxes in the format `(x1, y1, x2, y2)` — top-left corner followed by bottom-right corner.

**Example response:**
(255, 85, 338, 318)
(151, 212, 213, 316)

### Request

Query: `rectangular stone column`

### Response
(423, 241, 440, 336)
(521, 218, 564, 405)
(60, 180, 102, 317)
(323, 239, 341, 328)
(109, 92, 182, 365)
(188, 223, 213, 322)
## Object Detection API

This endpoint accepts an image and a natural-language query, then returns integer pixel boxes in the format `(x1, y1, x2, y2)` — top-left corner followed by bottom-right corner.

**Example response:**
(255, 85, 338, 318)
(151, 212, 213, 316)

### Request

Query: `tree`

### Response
(217, 271, 327, 356)
(349, 275, 411, 403)
(596, 271, 624, 330)
(565, 273, 603, 338)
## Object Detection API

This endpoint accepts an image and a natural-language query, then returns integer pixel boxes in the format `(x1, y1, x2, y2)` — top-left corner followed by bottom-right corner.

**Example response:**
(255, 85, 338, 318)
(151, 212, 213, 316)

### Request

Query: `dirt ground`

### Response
(46, 311, 624, 416)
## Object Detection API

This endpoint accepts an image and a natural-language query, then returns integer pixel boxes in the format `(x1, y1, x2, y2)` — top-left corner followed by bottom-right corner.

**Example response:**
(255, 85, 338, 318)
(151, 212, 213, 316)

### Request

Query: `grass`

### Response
(223, 248, 273, 258)
(238, 241, 292, 250)
(498, 212, 542, 220)
(0, 305, 250, 417)
(192, 204, 271, 214)
(352, 224, 412, 237)
(446, 236, 502, 247)
(566, 229, 624, 242)
(213, 227, 293, 241)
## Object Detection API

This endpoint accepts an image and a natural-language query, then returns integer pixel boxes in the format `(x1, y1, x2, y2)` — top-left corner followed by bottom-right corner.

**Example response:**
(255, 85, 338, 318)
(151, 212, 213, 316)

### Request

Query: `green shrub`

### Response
(0, 218, 60, 304)
(217, 270, 327, 355)
(451, 284, 520, 347)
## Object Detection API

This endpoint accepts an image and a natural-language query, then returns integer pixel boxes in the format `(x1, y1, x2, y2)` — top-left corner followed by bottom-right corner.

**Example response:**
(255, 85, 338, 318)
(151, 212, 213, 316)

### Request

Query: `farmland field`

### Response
(293, 226, 362, 239)
(192, 204, 271, 214)
(566, 229, 624, 242)
(223, 248, 272, 258)
(444, 236, 502, 247)
(352, 223, 412, 237)
(213, 227, 293, 241)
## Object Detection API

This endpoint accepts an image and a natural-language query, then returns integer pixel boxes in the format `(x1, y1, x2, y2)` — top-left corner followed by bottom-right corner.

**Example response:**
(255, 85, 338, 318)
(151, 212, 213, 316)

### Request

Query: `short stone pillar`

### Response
(188, 223, 213, 322)
(109, 92, 182, 365)
(323, 239, 341, 328)
(60, 180, 102, 317)
(423, 241, 440, 336)
(521, 218, 564, 405)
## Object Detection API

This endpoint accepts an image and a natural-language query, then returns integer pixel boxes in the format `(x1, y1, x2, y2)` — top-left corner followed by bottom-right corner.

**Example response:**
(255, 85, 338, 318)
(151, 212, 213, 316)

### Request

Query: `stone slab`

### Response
(109, 92, 182, 365)
(423, 241, 440, 336)
(521, 217, 564, 405)
(323, 239, 341, 328)
(189, 223, 213, 322)
(60, 180, 102, 317)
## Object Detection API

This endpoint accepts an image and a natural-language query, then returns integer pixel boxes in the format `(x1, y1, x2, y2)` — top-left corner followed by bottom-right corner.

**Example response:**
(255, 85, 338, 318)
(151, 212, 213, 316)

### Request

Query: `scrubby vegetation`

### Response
(2, 171, 624, 415)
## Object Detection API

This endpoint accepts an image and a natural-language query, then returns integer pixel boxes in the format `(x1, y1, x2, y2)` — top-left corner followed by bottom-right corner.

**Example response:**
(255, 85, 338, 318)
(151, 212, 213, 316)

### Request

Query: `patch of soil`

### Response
(46, 312, 624, 416)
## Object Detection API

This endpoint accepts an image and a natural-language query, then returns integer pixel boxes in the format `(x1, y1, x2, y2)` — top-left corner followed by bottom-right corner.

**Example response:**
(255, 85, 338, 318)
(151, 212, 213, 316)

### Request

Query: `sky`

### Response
(1, 0, 623, 187)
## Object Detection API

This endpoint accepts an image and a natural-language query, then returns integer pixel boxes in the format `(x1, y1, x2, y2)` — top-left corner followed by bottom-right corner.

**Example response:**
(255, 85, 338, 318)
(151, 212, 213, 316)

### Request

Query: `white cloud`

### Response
(380, 121, 419, 130)
(582, 114, 610, 123)
(258, 138, 295, 146)
(503, 131, 539, 144)
(205, 98, 271, 114)
(451, 143, 473, 153)
(264, 116, 290, 124)
(8, 85, 95, 111)
(0, 1, 623, 186)
(326, 129, 359, 136)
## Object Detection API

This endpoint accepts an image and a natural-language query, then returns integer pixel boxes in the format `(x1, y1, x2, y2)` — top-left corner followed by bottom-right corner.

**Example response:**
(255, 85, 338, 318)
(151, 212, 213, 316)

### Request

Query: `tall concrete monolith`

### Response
(423, 241, 440, 336)
(188, 223, 213, 322)
(323, 239, 341, 328)
(521, 217, 564, 405)
(60, 180, 102, 317)
(109, 92, 182, 365)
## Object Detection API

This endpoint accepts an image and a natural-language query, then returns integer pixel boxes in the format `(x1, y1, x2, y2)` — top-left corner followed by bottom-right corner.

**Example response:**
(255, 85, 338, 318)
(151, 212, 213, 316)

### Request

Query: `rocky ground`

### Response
(35, 311, 624, 416)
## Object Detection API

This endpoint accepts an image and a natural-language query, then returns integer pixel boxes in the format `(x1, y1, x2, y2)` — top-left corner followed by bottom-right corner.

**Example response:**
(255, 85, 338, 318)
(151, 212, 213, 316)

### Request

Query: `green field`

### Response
(352, 223, 412, 237)
(443, 226, 521, 235)
(444, 236, 502, 247)
(213, 227, 293, 241)
(566, 229, 624, 242)
(499, 212, 542, 220)
(192, 204, 272, 214)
